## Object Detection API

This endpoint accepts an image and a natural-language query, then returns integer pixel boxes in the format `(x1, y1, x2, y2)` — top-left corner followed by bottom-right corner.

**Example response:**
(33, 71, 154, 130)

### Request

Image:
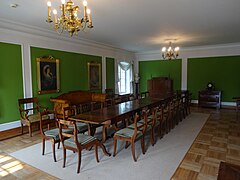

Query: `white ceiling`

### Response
(0, 0, 240, 53)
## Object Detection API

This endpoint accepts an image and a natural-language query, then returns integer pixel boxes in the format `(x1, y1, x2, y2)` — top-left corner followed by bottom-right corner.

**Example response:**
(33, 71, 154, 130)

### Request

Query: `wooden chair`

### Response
(39, 110, 71, 162)
(140, 91, 149, 99)
(155, 104, 164, 139)
(128, 109, 155, 146)
(148, 107, 161, 144)
(63, 106, 89, 134)
(18, 97, 47, 137)
(159, 100, 170, 138)
(58, 118, 108, 174)
(233, 97, 240, 119)
(187, 92, 192, 115)
(113, 113, 145, 162)
(105, 88, 115, 99)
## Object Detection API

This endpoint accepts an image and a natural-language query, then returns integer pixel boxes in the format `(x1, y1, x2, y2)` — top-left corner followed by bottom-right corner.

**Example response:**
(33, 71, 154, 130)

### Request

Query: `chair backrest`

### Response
(59, 118, 76, 140)
(18, 97, 40, 118)
(63, 106, 76, 118)
(105, 88, 114, 99)
(39, 110, 57, 136)
(132, 113, 145, 139)
(140, 91, 149, 99)
(133, 110, 148, 135)
(58, 114, 84, 148)
(150, 107, 159, 127)
(91, 101, 104, 110)
(79, 102, 92, 113)
(156, 104, 164, 122)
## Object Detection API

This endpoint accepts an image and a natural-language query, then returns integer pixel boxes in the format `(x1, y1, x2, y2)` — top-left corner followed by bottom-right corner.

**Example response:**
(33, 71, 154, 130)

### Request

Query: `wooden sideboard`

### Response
(147, 77, 173, 97)
(198, 90, 221, 109)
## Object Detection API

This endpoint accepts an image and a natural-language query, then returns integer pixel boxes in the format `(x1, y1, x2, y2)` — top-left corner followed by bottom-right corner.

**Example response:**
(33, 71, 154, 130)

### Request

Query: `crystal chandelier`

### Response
(161, 41, 180, 60)
(46, 0, 93, 36)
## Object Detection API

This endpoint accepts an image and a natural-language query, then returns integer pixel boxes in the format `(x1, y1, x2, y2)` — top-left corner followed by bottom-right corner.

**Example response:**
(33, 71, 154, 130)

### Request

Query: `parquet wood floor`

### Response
(0, 107, 239, 180)
(172, 107, 240, 180)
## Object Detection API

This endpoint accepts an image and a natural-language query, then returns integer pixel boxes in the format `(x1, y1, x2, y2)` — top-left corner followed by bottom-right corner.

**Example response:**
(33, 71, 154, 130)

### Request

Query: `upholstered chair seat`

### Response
(28, 114, 48, 123)
(114, 127, 143, 139)
(64, 134, 97, 148)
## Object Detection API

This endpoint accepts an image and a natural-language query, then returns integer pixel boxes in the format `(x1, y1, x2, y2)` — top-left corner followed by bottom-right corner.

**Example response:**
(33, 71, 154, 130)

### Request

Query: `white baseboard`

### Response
(0, 120, 21, 132)
(191, 100, 235, 106)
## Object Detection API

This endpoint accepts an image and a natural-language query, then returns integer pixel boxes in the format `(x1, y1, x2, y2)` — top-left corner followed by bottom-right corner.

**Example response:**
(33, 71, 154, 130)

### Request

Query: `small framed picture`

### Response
(36, 56, 60, 94)
(88, 62, 101, 90)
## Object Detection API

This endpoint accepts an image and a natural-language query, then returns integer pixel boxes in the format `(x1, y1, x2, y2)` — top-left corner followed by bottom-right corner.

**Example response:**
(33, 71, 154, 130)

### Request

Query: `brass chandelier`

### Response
(46, 0, 93, 36)
(161, 41, 180, 60)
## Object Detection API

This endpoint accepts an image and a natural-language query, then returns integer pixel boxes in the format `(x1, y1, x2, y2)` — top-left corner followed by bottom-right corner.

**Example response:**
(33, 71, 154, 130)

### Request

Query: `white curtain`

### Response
(119, 61, 131, 71)
(116, 60, 133, 94)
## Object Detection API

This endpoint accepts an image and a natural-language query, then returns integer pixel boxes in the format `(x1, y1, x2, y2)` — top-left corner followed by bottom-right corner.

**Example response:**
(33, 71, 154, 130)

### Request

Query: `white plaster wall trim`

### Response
(0, 18, 133, 53)
(102, 56, 107, 92)
(0, 24, 134, 60)
(191, 100, 235, 107)
(22, 43, 33, 98)
(135, 42, 240, 61)
(0, 120, 21, 132)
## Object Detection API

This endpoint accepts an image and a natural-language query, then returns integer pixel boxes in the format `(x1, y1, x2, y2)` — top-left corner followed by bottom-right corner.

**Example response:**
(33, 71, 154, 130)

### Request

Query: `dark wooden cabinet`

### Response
(147, 77, 173, 97)
(198, 90, 221, 109)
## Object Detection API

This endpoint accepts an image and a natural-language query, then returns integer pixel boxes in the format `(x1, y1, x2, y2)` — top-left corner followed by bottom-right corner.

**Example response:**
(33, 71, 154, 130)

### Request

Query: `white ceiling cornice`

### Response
(0, 18, 134, 55)
(136, 42, 240, 56)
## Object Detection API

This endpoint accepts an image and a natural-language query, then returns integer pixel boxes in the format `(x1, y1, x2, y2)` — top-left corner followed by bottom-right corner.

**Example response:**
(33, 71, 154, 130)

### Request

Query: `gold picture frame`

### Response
(36, 56, 60, 94)
(88, 62, 101, 90)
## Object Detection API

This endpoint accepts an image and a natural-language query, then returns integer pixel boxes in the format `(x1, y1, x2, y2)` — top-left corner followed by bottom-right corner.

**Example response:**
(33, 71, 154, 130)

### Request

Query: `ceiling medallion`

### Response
(161, 40, 180, 60)
(46, 0, 93, 36)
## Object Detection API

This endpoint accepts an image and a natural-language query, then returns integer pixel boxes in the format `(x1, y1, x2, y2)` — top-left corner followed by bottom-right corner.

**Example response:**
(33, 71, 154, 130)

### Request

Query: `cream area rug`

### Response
(10, 113, 209, 180)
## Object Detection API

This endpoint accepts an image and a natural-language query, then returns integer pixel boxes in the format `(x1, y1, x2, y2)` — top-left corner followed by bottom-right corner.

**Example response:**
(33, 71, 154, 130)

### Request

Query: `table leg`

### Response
(99, 121, 111, 156)
(101, 123, 110, 143)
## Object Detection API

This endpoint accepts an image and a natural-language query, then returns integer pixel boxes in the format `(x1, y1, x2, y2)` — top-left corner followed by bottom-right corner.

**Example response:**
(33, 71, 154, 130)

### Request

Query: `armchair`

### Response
(18, 97, 48, 136)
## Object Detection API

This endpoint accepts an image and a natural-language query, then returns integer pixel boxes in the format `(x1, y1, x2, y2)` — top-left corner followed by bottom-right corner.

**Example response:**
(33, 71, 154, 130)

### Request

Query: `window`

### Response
(117, 61, 132, 94)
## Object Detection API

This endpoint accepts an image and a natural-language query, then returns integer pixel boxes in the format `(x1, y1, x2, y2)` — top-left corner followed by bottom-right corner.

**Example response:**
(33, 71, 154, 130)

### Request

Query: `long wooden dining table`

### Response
(69, 95, 173, 144)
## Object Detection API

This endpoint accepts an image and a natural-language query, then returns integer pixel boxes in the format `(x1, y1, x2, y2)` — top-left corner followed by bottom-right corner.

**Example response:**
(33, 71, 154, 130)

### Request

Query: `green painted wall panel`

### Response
(139, 59, 182, 93)
(0, 42, 23, 124)
(106, 57, 115, 90)
(31, 47, 102, 109)
(187, 56, 240, 101)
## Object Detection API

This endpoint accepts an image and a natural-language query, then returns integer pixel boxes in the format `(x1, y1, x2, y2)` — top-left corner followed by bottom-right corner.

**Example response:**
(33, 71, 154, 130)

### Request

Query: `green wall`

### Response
(0, 42, 23, 124)
(106, 57, 115, 90)
(188, 56, 240, 102)
(139, 59, 182, 93)
(31, 47, 102, 109)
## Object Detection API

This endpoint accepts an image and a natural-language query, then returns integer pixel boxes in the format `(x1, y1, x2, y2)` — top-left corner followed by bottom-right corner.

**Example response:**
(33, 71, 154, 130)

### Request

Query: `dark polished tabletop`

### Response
(69, 95, 172, 125)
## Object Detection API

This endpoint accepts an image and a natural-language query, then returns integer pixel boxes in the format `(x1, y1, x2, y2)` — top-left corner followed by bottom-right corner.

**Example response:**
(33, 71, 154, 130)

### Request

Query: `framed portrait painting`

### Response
(36, 56, 60, 94)
(88, 62, 101, 90)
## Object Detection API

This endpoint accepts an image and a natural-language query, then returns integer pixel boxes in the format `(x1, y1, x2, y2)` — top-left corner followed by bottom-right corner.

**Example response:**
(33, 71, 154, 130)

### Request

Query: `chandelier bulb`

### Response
(61, 0, 65, 4)
(83, 0, 88, 7)
(47, 1, 51, 7)
(87, 8, 91, 14)
(53, 9, 57, 15)
(174, 47, 179, 51)
(162, 47, 166, 52)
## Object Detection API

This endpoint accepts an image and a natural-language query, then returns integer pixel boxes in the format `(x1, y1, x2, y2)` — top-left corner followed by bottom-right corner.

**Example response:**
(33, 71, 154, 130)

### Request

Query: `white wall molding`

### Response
(135, 42, 240, 60)
(191, 100, 235, 107)
(102, 56, 106, 92)
(0, 21, 135, 60)
(0, 120, 21, 132)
